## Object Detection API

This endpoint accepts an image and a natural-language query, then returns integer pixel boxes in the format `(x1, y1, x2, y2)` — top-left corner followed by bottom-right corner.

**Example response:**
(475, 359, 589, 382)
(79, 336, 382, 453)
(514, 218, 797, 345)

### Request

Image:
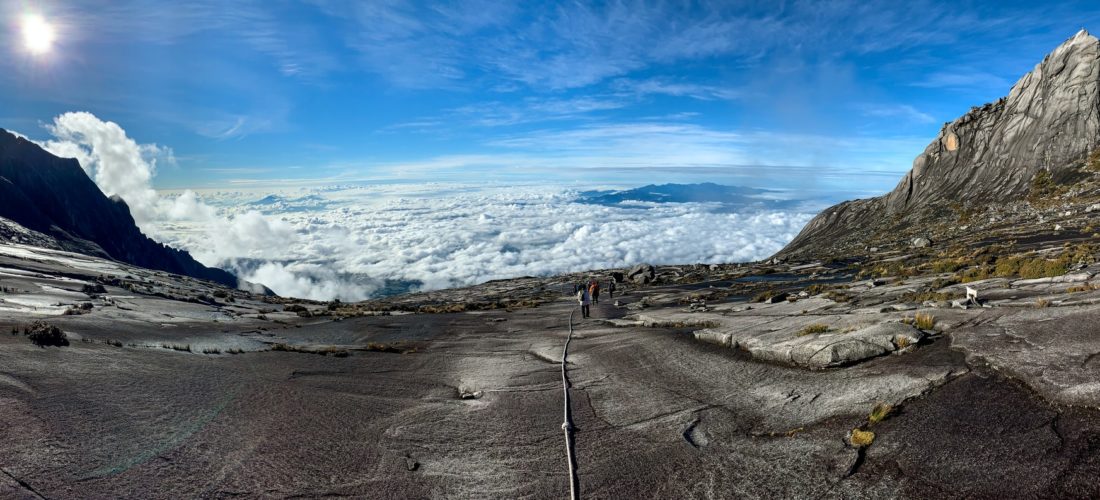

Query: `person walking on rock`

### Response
(608, 280, 616, 299)
(589, 280, 600, 305)
(577, 286, 591, 318)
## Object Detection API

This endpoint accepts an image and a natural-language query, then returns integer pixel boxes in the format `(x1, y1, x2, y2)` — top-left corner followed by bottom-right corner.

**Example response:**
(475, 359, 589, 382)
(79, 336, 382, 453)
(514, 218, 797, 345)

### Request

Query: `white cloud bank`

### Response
(28, 112, 815, 301)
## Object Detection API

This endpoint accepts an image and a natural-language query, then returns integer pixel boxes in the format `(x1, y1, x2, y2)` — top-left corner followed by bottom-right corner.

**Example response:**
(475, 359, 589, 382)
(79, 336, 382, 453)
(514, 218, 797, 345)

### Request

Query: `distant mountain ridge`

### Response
(780, 30, 1100, 258)
(578, 182, 802, 211)
(0, 128, 239, 287)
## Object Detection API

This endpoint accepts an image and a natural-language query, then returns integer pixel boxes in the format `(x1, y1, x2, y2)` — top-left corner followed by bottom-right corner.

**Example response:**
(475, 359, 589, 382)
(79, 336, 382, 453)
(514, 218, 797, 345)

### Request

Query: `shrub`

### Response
(805, 284, 828, 295)
(1087, 149, 1100, 173)
(797, 323, 829, 336)
(900, 291, 953, 303)
(930, 258, 965, 274)
(81, 284, 107, 295)
(1027, 169, 1057, 204)
(23, 321, 69, 347)
(993, 255, 1069, 279)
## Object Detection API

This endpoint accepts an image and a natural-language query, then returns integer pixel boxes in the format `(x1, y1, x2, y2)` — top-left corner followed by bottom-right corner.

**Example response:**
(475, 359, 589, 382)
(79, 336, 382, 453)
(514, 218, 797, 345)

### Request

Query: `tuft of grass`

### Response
(895, 335, 912, 349)
(913, 312, 935, 330)
(1067, 282, 1099, 293)
(272, 343, 351, 356)
(162, 343, 192, 352)
(849, 428, 875, 447)
(202, 347, 221, 354)
(1035, 298, 1051, 308)
(868, 403, 893, 425)
(797, 323, 830, 336)
(899, 291, 953, 303)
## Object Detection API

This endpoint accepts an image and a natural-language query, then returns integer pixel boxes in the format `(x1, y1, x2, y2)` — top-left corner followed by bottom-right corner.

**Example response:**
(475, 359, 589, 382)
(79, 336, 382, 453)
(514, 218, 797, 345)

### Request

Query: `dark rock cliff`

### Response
(0, 128, 239, 287)
(780, 30, 1100, 259)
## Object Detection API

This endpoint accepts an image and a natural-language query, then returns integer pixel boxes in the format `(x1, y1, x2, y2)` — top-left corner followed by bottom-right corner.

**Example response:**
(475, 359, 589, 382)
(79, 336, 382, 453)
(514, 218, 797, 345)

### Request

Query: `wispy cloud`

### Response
(611, 78, 741, 101)
(858, 103, 937, 124)
(911, 69, 1013, 91)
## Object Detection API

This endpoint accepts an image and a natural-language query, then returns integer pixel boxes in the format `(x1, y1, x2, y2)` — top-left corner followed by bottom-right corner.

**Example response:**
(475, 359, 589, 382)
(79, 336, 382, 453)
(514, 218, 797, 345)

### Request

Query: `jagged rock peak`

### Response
(779, 30, 1100, 259)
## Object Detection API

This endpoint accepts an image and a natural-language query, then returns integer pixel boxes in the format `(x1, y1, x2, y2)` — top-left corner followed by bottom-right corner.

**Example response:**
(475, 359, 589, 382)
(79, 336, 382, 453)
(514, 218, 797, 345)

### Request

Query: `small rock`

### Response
(911, 237, 932, 248)
(459, 390, 483, 400)
(765, 292, 789, 304)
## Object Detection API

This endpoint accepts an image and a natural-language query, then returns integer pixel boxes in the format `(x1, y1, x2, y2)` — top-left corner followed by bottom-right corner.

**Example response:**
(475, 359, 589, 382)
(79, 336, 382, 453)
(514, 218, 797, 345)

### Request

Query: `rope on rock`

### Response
(561, 306, 580, 500)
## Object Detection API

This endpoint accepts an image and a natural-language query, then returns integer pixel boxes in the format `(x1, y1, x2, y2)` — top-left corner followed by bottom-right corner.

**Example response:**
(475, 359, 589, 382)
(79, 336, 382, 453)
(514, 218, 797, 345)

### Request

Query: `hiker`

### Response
(577, 286, 591, 318)
(608, 280, 616, 299)
(589, 280, 600, 305)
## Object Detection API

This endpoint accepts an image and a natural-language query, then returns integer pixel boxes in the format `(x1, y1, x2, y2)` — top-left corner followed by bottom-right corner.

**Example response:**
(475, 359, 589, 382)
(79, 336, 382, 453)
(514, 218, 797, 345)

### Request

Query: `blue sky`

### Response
(3, 1, 1100, 197)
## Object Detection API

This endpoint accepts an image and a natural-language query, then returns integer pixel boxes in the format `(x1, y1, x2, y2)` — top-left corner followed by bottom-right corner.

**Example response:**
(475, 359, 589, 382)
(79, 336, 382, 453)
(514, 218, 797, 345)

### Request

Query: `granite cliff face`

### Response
(782, 30, 1100, 258)
(0, 128, 238, 287)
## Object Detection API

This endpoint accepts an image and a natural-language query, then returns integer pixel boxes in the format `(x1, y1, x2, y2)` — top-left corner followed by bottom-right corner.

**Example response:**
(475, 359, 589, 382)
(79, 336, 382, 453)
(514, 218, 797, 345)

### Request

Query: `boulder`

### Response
(628, 264, 656, 284)
(748, 323, 925, 369)
(911, 237, 932, 248)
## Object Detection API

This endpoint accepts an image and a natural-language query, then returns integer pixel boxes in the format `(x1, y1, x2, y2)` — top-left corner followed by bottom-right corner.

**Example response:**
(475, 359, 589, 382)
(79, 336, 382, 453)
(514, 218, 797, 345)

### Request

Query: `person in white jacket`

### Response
(577, 287, 591, 318)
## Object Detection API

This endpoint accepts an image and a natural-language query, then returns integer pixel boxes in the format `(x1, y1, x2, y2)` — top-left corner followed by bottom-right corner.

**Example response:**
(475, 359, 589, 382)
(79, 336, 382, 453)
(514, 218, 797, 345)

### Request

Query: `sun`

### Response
(21, 14, 56, 55)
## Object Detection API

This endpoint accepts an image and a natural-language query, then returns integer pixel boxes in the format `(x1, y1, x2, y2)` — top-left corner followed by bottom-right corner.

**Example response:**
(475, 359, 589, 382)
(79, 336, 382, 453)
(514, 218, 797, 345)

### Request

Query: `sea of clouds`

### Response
(26, 112, 818, 301)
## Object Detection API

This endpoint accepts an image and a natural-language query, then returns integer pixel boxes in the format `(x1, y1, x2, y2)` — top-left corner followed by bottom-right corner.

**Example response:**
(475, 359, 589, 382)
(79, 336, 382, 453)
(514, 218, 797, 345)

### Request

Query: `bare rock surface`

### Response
(4, 235, 1100, 498)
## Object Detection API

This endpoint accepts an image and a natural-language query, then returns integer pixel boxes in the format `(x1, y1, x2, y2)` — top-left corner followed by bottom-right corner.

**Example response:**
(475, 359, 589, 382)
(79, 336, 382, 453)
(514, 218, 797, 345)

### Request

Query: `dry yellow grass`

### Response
(868, 403, 893, 425)
(1035, 298, 1051, 308)
(914, 312, 935, 330)
(895, 335, 912, 349)
(849, 428, 875, 447)
(1067, 282, 1099, 293)
(797, 323, 830, 336)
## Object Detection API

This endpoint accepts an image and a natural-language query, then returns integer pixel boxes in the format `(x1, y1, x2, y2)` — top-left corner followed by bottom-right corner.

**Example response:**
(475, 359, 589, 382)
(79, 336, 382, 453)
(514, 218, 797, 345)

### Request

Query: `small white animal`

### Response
(966, 286, 979, 303)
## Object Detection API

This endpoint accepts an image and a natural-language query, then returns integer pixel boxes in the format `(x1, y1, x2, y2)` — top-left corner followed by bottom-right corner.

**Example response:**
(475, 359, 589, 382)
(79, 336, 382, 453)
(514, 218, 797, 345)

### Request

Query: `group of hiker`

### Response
(574, 279, 616, 318)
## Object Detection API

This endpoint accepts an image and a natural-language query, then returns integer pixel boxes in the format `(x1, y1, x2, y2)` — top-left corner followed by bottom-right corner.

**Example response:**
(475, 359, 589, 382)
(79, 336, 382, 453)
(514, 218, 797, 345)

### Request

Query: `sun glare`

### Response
(21, 14, 55, 55)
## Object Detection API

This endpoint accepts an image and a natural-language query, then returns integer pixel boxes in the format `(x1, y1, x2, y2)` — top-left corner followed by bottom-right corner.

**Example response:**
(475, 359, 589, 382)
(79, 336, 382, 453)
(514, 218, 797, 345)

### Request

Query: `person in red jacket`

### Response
(589, 280, 600, 305)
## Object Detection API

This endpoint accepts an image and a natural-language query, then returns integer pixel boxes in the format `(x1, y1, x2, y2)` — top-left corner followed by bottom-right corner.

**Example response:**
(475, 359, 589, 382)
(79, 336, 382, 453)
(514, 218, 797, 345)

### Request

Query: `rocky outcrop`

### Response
(781, 30, 1100, 258)
(627, 264, 656, 284)
(0, 129, 238, 287)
